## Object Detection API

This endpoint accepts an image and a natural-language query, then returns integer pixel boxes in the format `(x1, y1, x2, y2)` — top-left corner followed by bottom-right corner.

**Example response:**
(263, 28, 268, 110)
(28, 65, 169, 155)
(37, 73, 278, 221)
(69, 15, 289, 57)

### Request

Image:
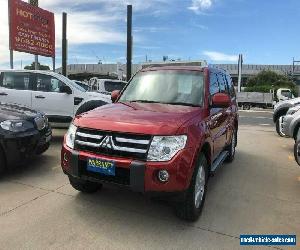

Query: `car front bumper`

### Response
(1, 127, 52, 168)
(61, 144, 195, 193)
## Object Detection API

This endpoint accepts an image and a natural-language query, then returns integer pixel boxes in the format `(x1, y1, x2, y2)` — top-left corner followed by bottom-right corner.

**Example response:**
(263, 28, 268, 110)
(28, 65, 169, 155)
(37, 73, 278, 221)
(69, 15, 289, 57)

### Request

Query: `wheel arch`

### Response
(199, 141, 212, 172)
(75, 99, 108, 115)
(273, 107, 289, 122)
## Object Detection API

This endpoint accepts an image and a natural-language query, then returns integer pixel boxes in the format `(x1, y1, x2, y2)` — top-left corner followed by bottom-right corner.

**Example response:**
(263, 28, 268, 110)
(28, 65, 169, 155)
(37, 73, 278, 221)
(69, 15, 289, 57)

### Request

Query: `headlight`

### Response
(0, 120, 34, 132)
(287, 106, 300, 115)
(66, 123, 77, 149)
(147, 135, 187, 162)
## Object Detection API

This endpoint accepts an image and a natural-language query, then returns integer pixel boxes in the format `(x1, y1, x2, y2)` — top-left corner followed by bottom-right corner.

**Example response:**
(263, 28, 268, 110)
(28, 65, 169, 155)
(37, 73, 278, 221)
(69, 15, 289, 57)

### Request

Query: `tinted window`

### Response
(104, 81, 126, 92)
(36, 74, 66, 93)
(225, 74, 236, 97)
(217, 73, 227, 93)
(1, 72, 32, 90)
(209, 72, 219, 96)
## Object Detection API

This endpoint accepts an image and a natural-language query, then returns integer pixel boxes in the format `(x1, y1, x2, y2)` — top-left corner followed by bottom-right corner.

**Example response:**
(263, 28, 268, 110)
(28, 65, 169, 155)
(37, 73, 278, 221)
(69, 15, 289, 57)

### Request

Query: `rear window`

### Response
(0, 72, 32, 90)
(104, 81, 126, 92)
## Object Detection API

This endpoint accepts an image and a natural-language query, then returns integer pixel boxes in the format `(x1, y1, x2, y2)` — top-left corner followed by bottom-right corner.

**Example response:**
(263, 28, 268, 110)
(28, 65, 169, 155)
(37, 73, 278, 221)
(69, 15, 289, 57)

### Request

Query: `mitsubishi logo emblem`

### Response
(99, 136, 114, 149)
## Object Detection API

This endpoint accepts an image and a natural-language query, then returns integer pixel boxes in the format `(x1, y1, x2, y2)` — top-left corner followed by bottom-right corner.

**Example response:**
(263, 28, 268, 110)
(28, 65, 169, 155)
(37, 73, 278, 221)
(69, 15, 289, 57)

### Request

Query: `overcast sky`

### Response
(1, 0, 300, 69)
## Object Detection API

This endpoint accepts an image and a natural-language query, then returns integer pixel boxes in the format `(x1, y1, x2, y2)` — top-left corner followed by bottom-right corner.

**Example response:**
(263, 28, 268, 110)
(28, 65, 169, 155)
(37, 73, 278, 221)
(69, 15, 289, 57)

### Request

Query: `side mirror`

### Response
(211, 93, 231, 108)
(111, 90, 120, 103)
(60, 85, 72, 94)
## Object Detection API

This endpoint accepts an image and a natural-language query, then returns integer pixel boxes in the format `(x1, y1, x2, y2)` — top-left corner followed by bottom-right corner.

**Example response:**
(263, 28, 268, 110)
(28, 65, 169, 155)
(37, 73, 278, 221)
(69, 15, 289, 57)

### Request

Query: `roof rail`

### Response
(141, 60, 208, 69)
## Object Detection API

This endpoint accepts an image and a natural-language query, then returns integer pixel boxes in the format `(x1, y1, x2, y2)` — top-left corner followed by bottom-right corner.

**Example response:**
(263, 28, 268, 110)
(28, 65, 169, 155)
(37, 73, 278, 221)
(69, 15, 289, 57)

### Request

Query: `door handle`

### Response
(35, 95, 45, 99)
(0, 92, 8, 96)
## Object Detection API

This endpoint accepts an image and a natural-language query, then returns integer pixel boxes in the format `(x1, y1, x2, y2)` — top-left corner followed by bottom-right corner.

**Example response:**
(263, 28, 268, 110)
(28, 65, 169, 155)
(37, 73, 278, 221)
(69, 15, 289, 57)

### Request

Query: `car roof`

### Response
(140, 66, 206, 72)
(0, 69, 61, 77)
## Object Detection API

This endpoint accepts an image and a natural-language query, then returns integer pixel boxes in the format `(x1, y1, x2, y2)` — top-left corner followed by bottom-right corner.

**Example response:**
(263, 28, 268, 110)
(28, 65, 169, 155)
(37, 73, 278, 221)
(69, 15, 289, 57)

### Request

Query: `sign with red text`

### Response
(9, 0, 55, 57)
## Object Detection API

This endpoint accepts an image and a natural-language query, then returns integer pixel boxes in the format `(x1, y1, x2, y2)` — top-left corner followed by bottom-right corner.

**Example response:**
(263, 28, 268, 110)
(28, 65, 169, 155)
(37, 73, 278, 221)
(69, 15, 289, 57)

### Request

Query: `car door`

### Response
(208, 71, 227, 159)
(224, 73, 236, 144)
(31, 73, 74, 122)
(0, 71, 33, 108)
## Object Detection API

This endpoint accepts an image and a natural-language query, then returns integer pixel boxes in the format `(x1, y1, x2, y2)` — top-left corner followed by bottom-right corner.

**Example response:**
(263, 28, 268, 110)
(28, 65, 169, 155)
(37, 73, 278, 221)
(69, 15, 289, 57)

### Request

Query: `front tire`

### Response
(294, 140, 300, 166)
(36, 142, 50, 155)
(275, 116, 286, 137)
(226, 129, 237, 162)
(69, 176, 102, 193)
(175, 153, 208, 222)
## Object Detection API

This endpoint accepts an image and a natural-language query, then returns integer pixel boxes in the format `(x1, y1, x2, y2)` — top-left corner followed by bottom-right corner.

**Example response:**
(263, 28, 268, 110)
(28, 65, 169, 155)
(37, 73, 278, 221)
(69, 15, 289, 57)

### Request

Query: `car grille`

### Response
(74, 127, 152, 160)
(79, 160, 130, 186)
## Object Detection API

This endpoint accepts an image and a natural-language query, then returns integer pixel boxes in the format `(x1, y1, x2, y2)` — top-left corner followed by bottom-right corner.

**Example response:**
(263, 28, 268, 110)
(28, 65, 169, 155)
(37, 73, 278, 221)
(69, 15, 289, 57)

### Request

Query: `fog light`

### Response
(63, 152, 69, 162)
(158, 170, 169, 182)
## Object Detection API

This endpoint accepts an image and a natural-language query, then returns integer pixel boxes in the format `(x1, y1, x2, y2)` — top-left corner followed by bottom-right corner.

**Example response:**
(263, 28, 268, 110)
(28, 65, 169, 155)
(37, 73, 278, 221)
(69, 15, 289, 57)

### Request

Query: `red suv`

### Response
(61, 63, 238, 221)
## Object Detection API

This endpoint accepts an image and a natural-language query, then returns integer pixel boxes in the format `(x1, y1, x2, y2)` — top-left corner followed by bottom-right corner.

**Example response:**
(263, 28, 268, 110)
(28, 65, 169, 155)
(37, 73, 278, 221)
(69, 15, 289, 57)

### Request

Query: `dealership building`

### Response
(56, 63, 300, 86)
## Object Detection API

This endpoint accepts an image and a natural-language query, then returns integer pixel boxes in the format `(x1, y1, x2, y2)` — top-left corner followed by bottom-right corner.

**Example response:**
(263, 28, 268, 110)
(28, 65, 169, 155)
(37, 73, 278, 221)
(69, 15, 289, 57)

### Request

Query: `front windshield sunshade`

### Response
(119, 70, 204, 106)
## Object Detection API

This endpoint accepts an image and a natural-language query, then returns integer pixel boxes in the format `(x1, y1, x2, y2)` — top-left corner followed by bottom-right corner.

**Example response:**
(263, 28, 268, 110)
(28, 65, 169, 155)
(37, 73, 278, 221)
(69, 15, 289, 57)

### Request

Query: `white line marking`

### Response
(239, 116, 273, 120)
(239, 110, 274, 114)
(259, 123, 271, 126)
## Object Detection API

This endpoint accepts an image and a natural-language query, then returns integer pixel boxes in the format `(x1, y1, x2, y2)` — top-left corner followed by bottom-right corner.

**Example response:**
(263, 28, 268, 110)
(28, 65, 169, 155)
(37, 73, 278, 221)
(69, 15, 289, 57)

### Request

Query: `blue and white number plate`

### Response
(87, 158, 115, 176)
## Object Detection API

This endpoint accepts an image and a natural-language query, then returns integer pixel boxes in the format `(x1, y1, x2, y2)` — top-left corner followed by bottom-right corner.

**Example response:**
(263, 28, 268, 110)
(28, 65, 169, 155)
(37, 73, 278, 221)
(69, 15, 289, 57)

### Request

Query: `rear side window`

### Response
(209, 72, 219, 96)
(225, 74, 236, 98)
(104, 81, 126, 92)
(217, 73, 227, 94)
(0, 72, 32, 90)
(35, 74, 66, 93)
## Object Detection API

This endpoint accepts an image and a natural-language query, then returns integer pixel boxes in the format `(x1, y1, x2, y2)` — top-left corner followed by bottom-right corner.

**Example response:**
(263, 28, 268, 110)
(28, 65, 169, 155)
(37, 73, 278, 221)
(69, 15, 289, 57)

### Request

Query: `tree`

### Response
(24, 62, 50, 70)
(245, 70, 297, 95)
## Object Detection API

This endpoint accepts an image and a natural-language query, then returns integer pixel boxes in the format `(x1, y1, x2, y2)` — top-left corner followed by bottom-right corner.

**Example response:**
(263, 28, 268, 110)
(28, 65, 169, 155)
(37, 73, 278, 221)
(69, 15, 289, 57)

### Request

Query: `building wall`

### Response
(56, 63, 300, 85)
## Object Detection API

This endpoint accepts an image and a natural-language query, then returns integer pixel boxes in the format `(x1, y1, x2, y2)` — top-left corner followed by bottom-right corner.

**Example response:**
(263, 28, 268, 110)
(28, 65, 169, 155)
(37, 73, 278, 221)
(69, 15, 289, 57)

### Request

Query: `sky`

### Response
(1, 0, 300, 69)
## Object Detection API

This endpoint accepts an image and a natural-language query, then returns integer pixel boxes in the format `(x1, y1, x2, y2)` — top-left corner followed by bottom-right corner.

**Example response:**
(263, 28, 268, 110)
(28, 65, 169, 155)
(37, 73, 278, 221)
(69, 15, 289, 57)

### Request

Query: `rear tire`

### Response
(175, 153, 208, 222)
(69, 176, 102, 193)
(294, 140, 300, 166)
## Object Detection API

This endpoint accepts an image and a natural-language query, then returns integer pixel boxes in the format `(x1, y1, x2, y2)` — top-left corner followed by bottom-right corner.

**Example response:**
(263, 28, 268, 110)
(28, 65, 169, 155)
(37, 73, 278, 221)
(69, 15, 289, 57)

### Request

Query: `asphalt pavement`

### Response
(0, 110, 299, 250)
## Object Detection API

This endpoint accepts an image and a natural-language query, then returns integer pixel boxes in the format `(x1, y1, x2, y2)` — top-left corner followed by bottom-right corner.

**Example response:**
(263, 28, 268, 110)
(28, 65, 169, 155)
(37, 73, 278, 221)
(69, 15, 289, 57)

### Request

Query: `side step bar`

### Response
(210, 151, 229, 174)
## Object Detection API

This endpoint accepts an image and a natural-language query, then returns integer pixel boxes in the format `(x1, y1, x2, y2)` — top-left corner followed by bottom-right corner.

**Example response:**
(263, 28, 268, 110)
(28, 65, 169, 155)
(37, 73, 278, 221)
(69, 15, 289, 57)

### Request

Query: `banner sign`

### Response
(9, 0, 55, 57)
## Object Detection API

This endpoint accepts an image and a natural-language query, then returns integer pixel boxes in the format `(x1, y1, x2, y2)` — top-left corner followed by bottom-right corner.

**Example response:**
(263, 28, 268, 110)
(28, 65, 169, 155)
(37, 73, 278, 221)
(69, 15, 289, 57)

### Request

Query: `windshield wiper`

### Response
(163, 102, 201, 107)
(129, 100, 161, 104)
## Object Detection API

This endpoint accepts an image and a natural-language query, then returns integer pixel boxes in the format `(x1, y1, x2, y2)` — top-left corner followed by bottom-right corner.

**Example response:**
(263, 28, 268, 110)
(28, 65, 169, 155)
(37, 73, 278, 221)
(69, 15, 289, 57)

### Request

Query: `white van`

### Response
(0, 70, 111, 125)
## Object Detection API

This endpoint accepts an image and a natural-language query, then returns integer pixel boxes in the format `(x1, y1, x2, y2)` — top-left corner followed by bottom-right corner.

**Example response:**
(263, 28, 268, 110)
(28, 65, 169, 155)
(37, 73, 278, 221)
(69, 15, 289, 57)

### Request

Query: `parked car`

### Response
(281, 105, 300, 138)
(89, 78, 127, 94)
(0, 70, 111, 126)
(61, 62, 239, 221)
(0, 102, 51, 174)
(73, 80, 90, 91)
(273, 97, 300, 136)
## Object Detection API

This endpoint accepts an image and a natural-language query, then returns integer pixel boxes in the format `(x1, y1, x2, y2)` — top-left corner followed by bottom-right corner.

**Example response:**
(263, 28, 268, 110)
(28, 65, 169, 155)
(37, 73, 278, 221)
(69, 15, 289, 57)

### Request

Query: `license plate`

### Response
(87, 158, 115, 176)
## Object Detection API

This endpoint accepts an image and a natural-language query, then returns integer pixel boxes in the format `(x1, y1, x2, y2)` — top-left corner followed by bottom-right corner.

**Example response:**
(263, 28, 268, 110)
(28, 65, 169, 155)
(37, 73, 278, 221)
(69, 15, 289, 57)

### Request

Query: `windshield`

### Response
(119, 70, 204, 106)
(73, 81, 89, 91)
(281, 90, 292, 98)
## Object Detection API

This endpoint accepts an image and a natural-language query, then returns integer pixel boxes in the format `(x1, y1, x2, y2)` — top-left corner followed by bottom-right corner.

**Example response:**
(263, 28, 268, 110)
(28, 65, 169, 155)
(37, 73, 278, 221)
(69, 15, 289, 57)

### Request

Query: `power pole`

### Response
(8, 0, 13, 69)
(126, 5, 132, 81)
(29, 0, 39, 70)
(62, 12, 67, 76)
(237, 54, 243, 92)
